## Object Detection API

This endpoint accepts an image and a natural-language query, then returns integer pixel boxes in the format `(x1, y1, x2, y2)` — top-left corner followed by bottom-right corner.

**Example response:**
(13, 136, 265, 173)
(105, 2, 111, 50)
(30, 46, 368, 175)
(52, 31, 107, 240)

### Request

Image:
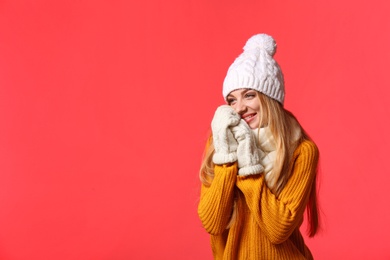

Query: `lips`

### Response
(242, 113, 257, 123)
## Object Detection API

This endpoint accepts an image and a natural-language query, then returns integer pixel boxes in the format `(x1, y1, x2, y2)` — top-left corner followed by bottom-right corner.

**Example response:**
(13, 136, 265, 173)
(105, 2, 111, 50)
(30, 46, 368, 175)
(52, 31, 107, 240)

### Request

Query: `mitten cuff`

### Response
(238, 164, 264, 176)
(213, 152, 237, 165)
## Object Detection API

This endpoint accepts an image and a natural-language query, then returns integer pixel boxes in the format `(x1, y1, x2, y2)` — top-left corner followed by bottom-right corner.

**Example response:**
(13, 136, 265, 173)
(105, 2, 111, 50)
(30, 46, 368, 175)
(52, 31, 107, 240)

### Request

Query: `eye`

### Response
(227, 98, 236, 105)
(245, 92, 256, 99)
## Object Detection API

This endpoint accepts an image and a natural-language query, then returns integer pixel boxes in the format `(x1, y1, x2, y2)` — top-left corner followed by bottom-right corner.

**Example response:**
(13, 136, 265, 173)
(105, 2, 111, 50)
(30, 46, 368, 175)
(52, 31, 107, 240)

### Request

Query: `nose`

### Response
(234, 100, 247, 115)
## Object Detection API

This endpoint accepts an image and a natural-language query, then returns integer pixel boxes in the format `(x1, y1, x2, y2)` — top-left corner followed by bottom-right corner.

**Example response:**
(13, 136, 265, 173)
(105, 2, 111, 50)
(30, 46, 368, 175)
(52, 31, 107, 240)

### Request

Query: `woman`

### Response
(198, 34, 320, 259)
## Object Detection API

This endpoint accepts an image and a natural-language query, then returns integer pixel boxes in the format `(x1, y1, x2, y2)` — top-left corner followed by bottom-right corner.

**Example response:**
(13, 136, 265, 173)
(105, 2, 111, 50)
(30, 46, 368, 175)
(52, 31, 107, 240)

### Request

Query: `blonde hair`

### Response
(199, 92, 320, 237)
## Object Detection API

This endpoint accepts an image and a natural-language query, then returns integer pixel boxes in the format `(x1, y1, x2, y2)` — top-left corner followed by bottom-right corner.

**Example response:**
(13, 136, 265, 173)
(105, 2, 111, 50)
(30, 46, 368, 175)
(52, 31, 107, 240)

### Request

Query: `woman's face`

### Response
(227, 89, 261, 129)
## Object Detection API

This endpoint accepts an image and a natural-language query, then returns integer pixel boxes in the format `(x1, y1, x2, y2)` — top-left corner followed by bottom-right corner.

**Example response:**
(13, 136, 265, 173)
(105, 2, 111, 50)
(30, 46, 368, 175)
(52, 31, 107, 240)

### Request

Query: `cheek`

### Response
(249, 100, 260, 112)
(230, 104, 239, 113)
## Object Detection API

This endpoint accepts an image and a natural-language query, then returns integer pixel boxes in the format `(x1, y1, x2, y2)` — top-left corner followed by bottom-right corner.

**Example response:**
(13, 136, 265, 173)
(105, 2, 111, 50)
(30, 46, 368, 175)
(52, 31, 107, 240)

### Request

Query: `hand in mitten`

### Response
(211, 105, 241, 165)
(231, 120, 264, 176)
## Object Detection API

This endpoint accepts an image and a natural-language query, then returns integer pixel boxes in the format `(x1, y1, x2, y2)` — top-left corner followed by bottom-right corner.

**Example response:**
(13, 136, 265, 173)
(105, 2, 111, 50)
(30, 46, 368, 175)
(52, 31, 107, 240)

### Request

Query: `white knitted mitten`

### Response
(231, 120, 264, 176)
(211, 105, 241, 165)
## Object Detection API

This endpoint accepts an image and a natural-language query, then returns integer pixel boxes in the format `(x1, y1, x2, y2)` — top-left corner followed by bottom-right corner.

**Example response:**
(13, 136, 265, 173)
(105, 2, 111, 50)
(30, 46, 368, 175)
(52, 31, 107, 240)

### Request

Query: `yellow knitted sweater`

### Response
(198, 140, 319, 260)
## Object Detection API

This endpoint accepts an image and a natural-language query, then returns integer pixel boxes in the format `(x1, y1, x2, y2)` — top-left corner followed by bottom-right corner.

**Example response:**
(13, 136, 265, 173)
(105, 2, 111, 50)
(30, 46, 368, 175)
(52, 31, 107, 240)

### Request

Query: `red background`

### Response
(1, 0, 390, 259)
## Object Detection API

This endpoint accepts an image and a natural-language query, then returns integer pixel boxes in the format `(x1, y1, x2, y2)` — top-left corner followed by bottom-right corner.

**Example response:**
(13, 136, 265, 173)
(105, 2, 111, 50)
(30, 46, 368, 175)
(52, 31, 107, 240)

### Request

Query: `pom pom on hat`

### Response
(222, 34, 285, 104)
(243, 34, 276, 56)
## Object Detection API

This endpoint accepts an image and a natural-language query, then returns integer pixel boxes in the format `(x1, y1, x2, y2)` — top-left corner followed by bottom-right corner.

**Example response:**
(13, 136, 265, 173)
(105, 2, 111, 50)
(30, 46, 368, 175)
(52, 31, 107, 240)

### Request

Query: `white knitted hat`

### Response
(222, 34, 285, 104)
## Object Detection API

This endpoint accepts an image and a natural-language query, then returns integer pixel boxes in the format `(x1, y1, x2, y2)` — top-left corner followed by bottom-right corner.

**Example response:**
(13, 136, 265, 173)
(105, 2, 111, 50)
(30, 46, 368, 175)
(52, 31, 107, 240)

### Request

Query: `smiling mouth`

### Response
(243, 113, 256, 122)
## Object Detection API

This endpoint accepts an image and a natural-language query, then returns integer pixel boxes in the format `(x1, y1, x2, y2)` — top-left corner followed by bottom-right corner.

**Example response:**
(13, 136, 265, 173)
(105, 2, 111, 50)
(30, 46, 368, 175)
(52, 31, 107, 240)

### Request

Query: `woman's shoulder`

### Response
(294, 139, 319, 159)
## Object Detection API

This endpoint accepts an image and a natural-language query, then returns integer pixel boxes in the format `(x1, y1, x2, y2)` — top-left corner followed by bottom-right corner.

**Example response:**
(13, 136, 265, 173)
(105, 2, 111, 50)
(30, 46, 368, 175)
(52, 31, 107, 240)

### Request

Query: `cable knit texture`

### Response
(222, 34, 285, 104)
(198, 140, 319, 260)
(231, 120, 264, 176)
(211, 105, 241, 164)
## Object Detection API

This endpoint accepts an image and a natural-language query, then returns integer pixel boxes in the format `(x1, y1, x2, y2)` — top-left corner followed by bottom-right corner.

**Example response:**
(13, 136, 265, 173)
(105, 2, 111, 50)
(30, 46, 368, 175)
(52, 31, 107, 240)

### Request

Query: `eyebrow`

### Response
(227, 89, 253, 98)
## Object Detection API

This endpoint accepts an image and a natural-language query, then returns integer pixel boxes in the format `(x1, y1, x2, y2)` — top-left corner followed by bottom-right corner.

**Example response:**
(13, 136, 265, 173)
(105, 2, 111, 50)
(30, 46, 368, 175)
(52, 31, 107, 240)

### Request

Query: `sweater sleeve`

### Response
(236, 140, 319, 244)
(198, 163, 238, 235)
